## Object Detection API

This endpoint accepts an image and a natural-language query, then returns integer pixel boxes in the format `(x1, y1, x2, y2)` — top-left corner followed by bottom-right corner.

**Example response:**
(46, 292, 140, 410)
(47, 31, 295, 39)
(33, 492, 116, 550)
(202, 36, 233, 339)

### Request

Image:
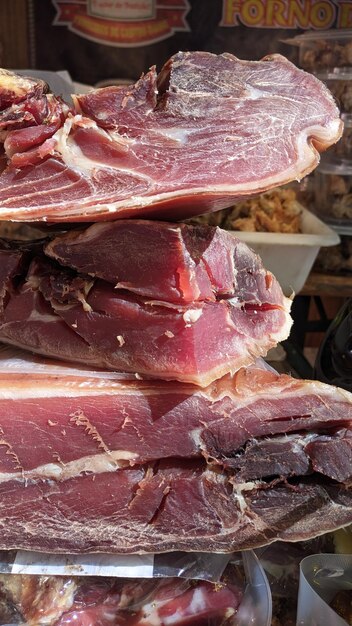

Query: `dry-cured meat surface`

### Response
(45, 219, 282, 304)
(0, 52, 342, 222)
(0, 224, 292, 385)
(0, 346, 350, 554)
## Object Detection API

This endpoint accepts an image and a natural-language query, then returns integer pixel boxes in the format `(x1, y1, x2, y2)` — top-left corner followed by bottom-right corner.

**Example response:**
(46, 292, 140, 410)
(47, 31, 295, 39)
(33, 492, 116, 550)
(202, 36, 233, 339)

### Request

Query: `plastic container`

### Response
(314, 234, 352, 274)
(283, 30, 352, 71)
(315, 68, 352, 113)
(258, 536, 336, 626)
(332, 113, 352, 158)
(314, 155, 352, 226)
(229, 206, 339, 295)
(297, 553, 352, 625)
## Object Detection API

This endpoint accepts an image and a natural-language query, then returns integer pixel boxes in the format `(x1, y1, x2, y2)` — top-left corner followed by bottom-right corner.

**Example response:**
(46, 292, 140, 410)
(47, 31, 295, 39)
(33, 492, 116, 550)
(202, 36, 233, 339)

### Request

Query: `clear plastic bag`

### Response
(297, 553, 352, 625)
(235, 551, 272, 626)
(0, 550, 230, 583)
(0, 550, 271, 626)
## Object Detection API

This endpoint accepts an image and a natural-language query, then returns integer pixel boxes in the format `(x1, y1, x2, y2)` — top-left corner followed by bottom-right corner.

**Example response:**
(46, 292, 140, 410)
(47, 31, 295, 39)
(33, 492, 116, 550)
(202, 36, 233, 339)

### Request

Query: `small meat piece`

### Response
(0, 52, 342, 222)
(0, 571, 243, 626)
(0, 574, 76, 626)
(0, 69, 47, 112)
(45, 219, 279, 304)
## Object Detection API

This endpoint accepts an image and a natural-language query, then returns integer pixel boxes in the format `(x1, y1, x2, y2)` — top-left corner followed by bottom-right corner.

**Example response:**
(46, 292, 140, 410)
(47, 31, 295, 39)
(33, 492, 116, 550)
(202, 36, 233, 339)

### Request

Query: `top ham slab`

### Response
(0, 52, 342, 222)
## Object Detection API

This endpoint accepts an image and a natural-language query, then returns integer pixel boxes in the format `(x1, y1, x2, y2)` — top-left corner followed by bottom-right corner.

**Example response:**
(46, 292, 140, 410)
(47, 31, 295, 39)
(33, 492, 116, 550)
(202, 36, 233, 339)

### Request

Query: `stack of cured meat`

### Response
(0, 52, 350, 558)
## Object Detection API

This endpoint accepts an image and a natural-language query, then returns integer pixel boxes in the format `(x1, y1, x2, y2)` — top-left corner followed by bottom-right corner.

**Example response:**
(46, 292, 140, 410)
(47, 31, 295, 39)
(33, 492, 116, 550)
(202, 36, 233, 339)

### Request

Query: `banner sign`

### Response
(52, 0, 190, 46)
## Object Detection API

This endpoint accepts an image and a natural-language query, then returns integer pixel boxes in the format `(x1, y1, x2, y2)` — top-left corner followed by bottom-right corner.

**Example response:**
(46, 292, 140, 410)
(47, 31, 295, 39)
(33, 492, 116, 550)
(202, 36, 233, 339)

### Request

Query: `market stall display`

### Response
(315, 69, 352, 114)
(315, 235, 352, 273)
(0, 55, 350, 624)
(314, 155, 352, 224)
(332, 114, 352, 158)
(312, 151, 352, 280)
(314, 297, 352, 392)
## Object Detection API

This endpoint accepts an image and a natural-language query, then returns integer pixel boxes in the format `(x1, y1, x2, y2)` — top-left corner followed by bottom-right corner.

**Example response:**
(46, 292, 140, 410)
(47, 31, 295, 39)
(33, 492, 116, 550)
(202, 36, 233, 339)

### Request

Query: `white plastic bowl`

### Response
(229, 207, 340, 296)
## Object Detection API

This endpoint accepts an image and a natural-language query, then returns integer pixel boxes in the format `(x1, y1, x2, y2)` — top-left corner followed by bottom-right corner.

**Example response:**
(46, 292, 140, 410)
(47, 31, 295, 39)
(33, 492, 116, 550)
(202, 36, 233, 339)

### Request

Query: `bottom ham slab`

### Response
(0, 346, 350, 553)
(0, 466, 351, 554)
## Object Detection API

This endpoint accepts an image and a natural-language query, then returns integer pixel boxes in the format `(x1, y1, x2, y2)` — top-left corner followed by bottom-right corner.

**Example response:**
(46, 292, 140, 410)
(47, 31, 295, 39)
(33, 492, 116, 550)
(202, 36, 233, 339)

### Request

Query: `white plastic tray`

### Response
(229, 207, 340, 296)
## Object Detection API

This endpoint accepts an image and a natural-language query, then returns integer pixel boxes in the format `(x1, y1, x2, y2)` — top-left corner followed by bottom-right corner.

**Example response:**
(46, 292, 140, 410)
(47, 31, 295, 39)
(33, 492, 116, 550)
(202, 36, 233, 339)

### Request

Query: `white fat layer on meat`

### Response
(54, 118, 104, 175)
(183, 309, 203, 324)
(295, 432, 321, 447)
(0, 449, 138, 484)
(188, 587, 207, 614)
(232, 481, 262, 514)
(136, 606, 161, 626)
(0, 372, 347, 405)
(0, 372, 203, 398)
(134, 593, 184, 626)
(144, 299, 185, 310)
(246, 85, 265, 99)
(227, 296, 242, 307)
(164, 612, 185, 626)
(190, 428, 202, 449)
(0, 113, 343, 220)
(0, 347, 349, 406)
(54, 116, 155, 186)
(0, 71, 34, 94)
(154, 127, 190, 143)
(28, 310, 59, 323)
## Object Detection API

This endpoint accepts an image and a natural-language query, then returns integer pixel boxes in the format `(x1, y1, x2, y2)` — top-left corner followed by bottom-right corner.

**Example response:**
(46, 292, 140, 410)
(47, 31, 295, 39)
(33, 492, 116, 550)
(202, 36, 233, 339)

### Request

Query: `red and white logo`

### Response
(52, 0, 190, 47)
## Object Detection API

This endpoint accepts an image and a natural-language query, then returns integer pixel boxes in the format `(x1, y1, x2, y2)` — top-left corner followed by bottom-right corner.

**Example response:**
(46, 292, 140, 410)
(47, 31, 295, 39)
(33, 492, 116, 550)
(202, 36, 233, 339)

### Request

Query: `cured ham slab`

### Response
(0, 224, 292, 385)
(0, 345, 350, 554)
(0, 52, 342, 222)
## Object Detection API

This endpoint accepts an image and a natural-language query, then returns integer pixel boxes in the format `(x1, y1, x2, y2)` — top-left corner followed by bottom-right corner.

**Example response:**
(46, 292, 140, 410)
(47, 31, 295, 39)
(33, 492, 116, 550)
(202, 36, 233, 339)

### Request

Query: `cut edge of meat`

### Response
(0, 148, 340, 223)
(0, 52, 343, 222)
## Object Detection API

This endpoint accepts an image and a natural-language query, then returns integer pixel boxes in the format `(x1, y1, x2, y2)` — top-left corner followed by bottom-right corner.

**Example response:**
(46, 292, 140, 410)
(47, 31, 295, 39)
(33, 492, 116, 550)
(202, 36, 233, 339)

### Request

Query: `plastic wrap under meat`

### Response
(0, 568, 244, 626)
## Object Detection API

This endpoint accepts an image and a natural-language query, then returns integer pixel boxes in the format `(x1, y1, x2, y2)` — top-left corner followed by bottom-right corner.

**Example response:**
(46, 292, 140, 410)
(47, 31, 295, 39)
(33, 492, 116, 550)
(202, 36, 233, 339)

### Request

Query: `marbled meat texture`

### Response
(0, 223, 292, 385)
(45, 219, 262, 304)
(0, 52, 342, 222)
(0, 345, 350, 554)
